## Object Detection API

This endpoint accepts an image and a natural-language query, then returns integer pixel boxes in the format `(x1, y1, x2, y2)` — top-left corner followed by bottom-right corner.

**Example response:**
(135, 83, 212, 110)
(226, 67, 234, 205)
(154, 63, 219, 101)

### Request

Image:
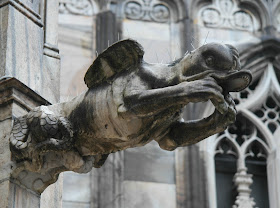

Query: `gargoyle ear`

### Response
(84, 39, 144, 88)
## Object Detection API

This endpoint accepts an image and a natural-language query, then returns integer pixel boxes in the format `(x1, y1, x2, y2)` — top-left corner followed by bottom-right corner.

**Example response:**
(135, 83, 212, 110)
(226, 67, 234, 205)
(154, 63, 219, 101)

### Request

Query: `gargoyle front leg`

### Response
(121, 77, 229, 117)
(157, 95, 236, 151)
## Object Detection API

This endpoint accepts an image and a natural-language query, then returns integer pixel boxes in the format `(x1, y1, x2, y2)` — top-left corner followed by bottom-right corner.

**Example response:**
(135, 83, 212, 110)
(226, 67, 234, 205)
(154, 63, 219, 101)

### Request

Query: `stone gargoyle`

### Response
(9, 39, 252, 193)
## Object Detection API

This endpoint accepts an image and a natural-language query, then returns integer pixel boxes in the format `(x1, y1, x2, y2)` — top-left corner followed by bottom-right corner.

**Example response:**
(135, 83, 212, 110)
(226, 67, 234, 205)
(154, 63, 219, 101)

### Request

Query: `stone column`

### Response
(176, 146, 209, 208)
(0, 0, 61, 207)
(96, 10, 118, 54)
(233, 168, 256, 208)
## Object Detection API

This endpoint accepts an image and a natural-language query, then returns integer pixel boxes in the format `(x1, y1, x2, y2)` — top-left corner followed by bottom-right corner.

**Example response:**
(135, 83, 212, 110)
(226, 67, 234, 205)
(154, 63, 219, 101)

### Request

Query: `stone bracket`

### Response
(0, 77, 50, 194)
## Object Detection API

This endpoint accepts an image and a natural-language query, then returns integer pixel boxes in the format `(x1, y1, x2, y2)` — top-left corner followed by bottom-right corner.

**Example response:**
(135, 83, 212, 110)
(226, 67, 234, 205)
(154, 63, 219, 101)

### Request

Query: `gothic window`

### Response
(245, 141, 269, 208)
(215, 139, 237, 208)
(200, 59, 280, 208)
(214, 114, 270, 208)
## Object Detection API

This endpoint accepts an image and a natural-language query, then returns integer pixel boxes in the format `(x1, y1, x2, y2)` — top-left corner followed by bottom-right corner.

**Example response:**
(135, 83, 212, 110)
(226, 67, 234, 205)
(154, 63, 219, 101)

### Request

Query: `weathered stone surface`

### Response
(0, 1, 60, 104)
(0, 4, 43, 94)
(91, 152, 124, 208)
(176, 145, 209, 208)
(9, 183, 41, 208)
(123, 181, 176, 208)
(63, 172, 91, 203)
(0, 1, 62, 207)
(124, 141, 175, 184)
(41, 175, 63, 208)
(9, 39, 251, 193)
(0, 78, 51, 207)
(62, 201, 90, 208)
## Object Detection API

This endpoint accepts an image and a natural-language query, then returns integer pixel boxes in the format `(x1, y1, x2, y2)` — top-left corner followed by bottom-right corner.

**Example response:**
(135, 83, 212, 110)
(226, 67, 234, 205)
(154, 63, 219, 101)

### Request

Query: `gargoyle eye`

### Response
(205, 56, 215, 66)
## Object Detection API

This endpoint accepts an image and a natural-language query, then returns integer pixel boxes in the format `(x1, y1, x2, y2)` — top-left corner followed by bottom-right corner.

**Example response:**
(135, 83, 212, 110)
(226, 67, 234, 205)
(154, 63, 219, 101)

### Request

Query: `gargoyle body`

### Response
(9, 40, 252, 193)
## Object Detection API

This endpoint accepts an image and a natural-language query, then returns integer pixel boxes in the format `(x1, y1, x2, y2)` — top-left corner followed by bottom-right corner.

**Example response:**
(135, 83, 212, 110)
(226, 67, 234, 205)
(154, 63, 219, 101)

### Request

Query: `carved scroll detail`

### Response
(59, 0, 95, 16)
(200, 0, 254, 31)
(124, 0, 170, 23)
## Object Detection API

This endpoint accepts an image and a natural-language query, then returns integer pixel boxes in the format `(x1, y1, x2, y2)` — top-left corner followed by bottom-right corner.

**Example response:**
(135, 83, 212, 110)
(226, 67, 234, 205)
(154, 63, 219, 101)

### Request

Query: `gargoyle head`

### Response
(176, 43, 252, 92)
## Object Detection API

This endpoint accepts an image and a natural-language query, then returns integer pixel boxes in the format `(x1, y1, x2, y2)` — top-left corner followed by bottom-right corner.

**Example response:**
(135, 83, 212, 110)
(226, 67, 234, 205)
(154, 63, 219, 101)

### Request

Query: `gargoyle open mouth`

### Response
(213, 70, 252, 92)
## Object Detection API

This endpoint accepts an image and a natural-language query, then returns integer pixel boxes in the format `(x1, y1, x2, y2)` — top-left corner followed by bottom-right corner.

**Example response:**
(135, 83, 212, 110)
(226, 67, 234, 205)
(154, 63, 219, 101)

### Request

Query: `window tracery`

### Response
(254, 95, 280, 133)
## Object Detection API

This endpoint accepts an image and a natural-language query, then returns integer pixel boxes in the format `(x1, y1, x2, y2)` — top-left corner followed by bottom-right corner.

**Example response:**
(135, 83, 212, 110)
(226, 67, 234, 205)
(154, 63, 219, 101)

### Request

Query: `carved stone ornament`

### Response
(10, 39, 252, 193)
(199, 0, 255, 31)
(233, 169, 256, 208)
(124, 0, 170, 23)
(59, 0, 95, 16)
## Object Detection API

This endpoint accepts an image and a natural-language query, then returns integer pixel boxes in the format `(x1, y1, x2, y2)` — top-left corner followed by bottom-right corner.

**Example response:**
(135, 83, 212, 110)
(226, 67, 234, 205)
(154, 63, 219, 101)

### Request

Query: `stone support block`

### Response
(0, 78, 49, 208)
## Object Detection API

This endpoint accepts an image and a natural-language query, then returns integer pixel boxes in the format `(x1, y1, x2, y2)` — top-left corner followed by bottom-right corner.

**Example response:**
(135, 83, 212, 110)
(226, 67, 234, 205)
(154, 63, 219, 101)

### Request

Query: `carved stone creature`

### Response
(10, 39, 252, 193)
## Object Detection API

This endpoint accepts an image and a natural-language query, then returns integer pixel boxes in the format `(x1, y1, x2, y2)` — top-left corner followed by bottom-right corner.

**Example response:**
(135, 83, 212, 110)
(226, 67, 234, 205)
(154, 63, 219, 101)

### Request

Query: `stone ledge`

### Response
(0, 0, 43, 27)
(0, 77, 50, 112)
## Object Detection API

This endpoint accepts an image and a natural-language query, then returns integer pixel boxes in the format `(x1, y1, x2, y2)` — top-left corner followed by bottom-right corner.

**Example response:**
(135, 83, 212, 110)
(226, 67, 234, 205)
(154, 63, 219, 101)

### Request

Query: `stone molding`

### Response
(43, 43, 60, 60)
(0, 0, 43, 27)
(43, 0, 60, 60)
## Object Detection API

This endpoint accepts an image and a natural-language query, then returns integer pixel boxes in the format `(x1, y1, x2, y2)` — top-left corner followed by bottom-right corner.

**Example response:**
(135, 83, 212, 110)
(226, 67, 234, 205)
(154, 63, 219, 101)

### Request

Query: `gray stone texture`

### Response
(63, 172, 91, 203)
(40, 175, 63, 208)
(0, 0, 61, 207)
(124, 141, 175, 184)
(58, 13, 94, 102)
(91, 152, 124, 208)
(0, 1, 60, 104)
(7, 182, 40, 208)
(123, 181, 176, 208)
(176, 146, 209, 208)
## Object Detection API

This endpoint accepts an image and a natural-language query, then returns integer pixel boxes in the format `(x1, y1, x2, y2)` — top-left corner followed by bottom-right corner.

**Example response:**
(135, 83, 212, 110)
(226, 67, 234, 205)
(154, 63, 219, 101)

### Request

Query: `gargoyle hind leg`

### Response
(157, 95, 236, 151)
(121, 77, 229, 118)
